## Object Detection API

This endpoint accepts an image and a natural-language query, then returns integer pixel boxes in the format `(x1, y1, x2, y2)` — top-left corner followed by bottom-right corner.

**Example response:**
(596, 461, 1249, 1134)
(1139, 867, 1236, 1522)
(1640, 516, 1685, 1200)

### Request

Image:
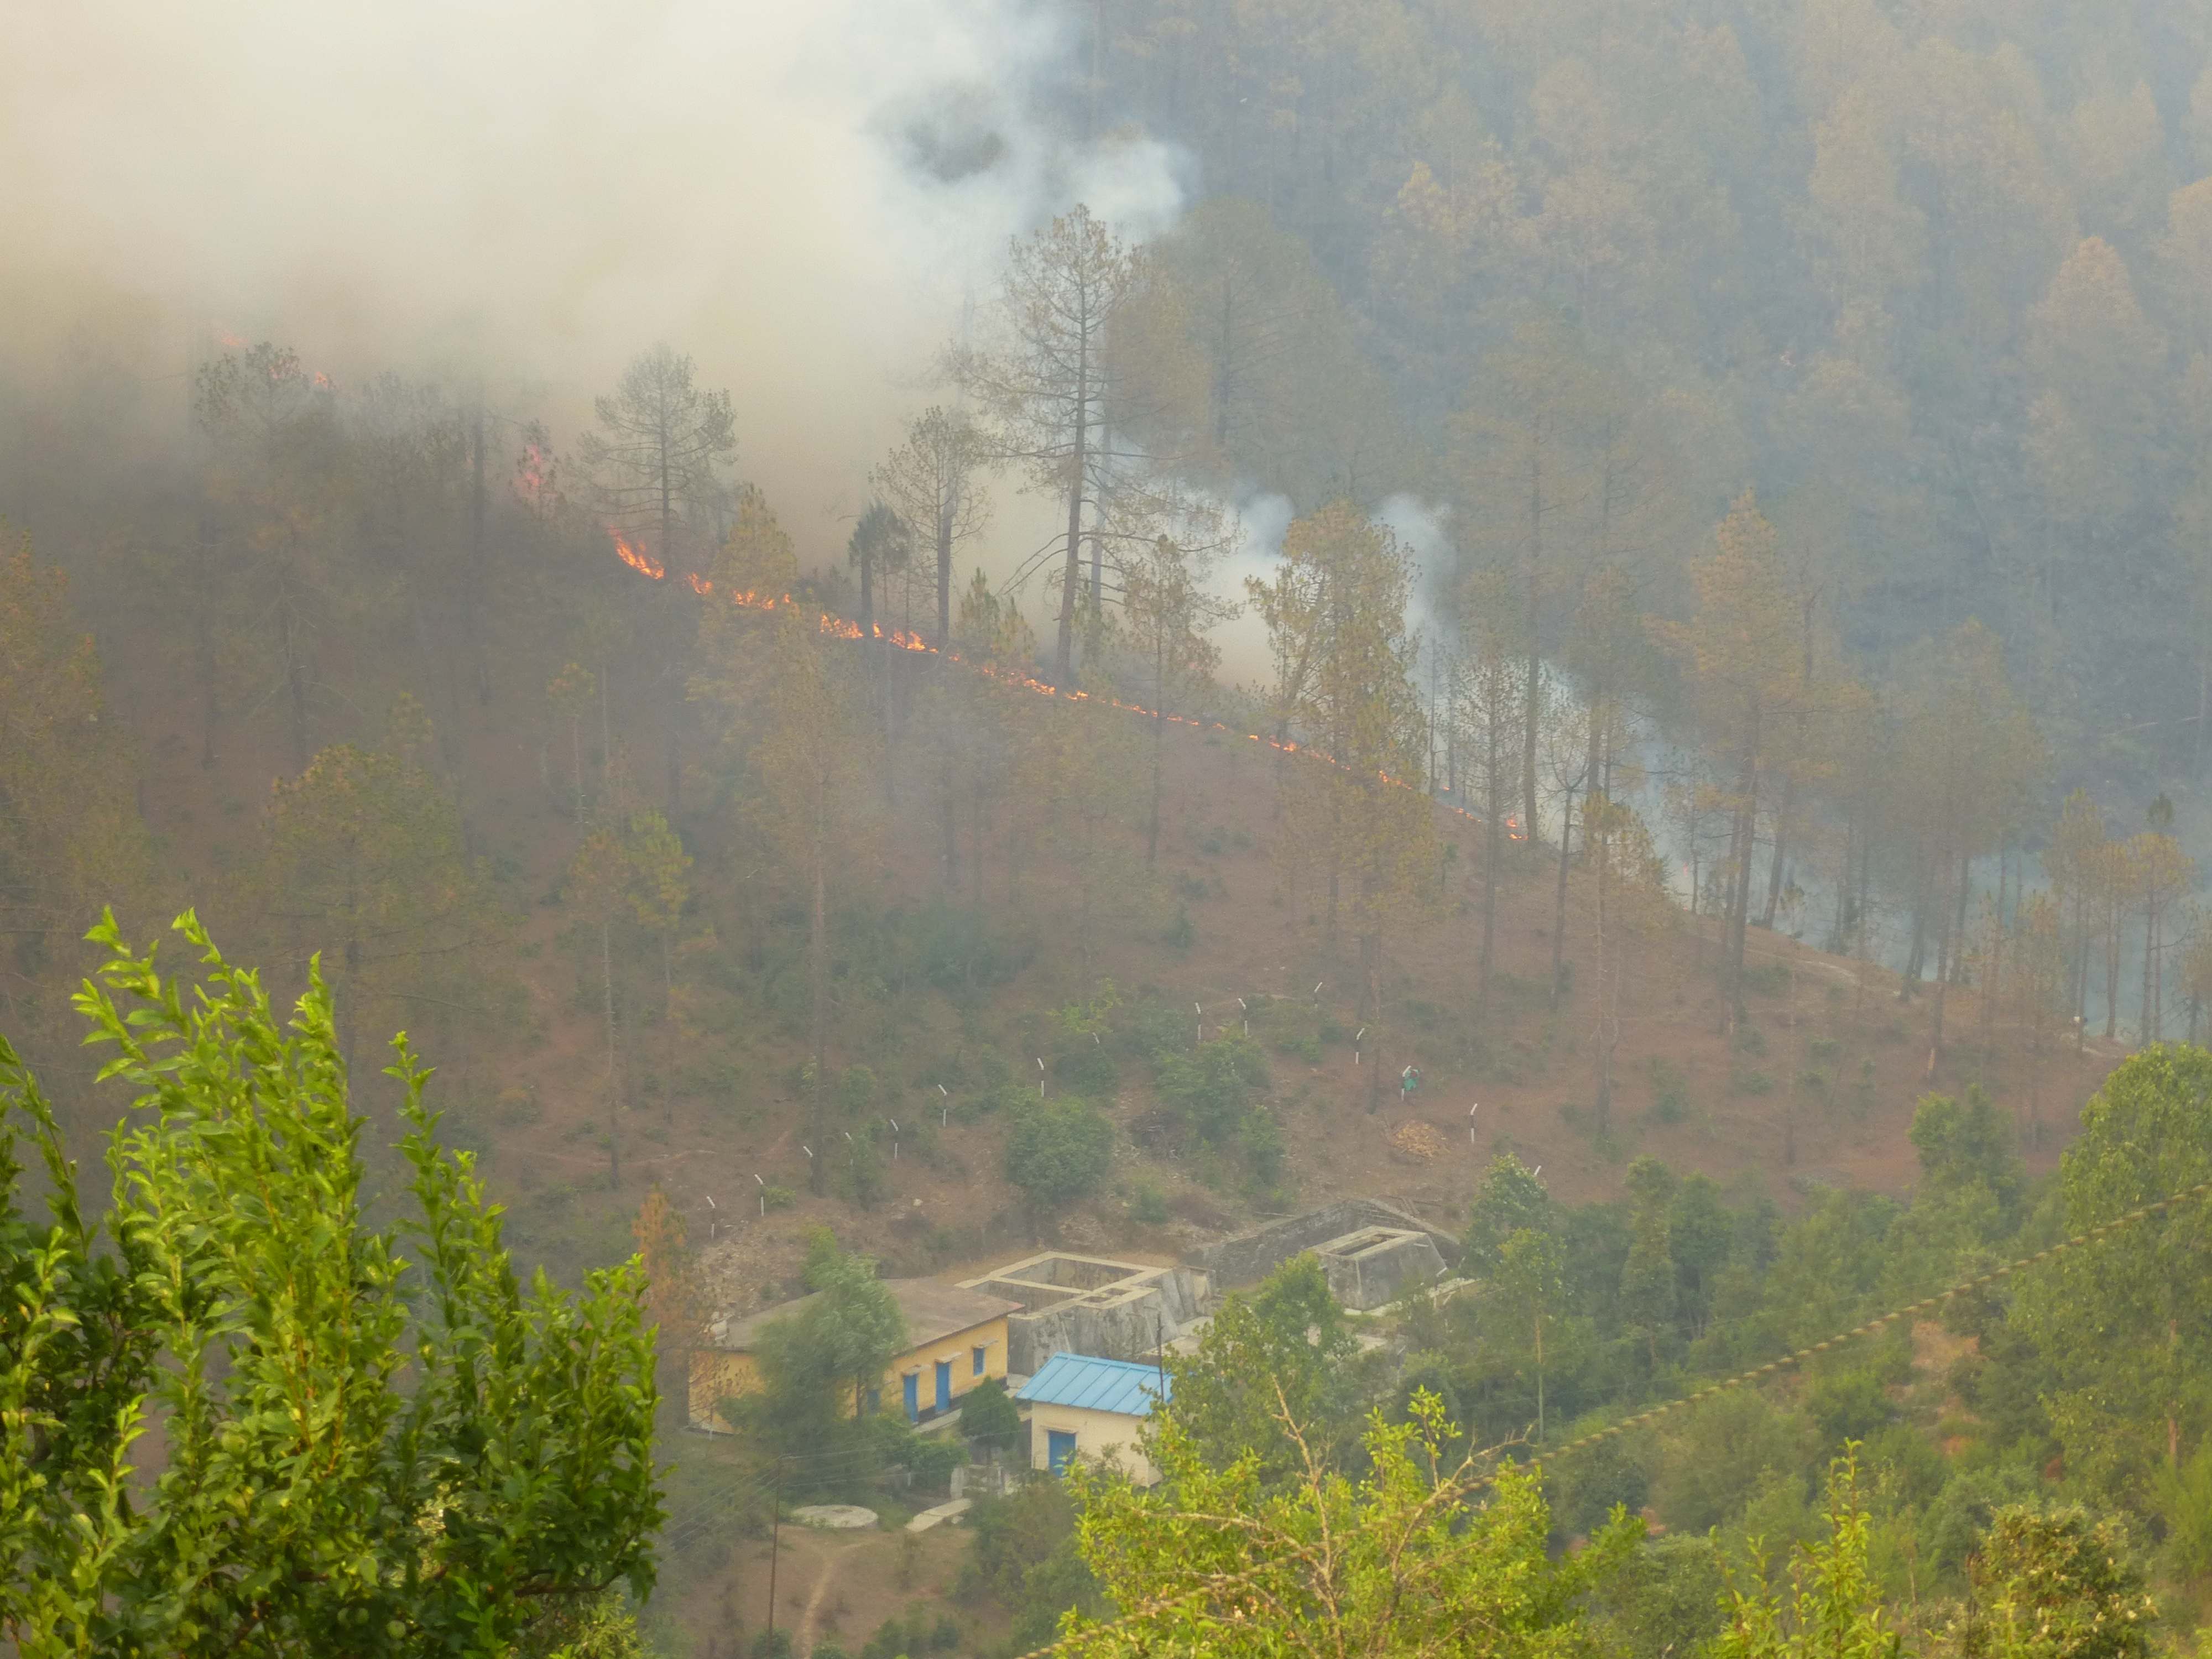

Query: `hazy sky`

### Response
(2, 0, 1184, 560)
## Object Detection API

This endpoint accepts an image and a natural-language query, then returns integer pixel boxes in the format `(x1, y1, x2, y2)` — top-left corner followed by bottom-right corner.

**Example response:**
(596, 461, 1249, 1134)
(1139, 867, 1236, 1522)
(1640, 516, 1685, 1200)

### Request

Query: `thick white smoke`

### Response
(1, 0, 1185, 556)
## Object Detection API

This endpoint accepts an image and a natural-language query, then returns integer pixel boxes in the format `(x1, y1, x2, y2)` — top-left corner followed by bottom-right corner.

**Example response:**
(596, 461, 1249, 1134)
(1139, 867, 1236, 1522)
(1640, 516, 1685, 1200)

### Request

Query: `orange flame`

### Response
(515, 442, 550, 503)
(612, 534, 665, 580)
(605, 528, 1527, 846)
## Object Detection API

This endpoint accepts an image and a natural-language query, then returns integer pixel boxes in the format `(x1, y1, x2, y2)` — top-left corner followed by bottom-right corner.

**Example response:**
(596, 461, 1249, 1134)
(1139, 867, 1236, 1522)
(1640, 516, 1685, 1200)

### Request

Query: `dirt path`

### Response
(789, 1527, 892, 1654)
(796, 1535, 840, 1654)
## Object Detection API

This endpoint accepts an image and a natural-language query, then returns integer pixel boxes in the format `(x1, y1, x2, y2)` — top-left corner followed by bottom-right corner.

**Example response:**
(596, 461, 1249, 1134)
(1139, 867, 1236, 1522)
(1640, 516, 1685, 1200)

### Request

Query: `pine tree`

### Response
(872, 406, 992, 645)
(1119, 534, 1236, 864)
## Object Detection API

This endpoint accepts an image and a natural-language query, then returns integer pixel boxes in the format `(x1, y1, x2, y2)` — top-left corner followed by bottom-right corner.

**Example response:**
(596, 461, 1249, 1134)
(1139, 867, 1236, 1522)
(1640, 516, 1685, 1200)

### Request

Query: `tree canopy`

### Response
(0, 912, 660, 1656)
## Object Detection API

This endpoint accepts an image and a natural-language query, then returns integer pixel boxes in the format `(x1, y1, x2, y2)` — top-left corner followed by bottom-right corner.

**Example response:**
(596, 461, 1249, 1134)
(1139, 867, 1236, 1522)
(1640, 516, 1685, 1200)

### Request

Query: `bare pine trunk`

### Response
(1147, 709, 1163, 865)
(1479, 712, 1503, 1009)
(1521, 655, 1542, 846)
(470, 399, 490, 705)
(936, 505, 954, 645)
(1929, 852, 1957, 1070)
(1054, 363, 1088, 684)
(810, 800, 829, 1196)
(1550, 775, 1574, 1008)
(602, 916, 620, 1189)
(1761, 774, 1794, 928)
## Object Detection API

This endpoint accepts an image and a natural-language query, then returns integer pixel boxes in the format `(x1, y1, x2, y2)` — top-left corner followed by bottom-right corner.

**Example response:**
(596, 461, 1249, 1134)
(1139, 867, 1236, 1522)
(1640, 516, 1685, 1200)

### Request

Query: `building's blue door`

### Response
(935, 1359, 953, 1413)
(902, 1373, 919, 1421)
(1047, 1430, 1077, 1475)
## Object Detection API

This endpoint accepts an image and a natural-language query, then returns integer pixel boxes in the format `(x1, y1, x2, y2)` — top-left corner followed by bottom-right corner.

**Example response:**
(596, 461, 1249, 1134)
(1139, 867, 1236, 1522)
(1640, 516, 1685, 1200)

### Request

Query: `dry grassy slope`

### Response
(121, 654, 2124, 1304)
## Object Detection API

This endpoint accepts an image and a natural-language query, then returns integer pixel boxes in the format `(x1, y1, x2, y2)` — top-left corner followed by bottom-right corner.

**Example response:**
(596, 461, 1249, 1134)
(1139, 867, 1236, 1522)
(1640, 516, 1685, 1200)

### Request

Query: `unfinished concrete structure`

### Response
(958, 1253, 1209, 1374)
(1190, 1198, 1457, 1310)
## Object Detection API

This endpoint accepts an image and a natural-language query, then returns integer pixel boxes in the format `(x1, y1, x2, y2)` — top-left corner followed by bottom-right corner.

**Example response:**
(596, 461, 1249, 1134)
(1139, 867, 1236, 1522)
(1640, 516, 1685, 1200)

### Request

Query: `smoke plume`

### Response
(1, 0, 1184, 551)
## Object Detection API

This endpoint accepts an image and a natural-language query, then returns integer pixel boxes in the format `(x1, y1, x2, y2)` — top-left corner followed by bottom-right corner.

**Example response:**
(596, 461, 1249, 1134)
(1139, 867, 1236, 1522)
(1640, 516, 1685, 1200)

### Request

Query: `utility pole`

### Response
(765, 1458, 784, 1647)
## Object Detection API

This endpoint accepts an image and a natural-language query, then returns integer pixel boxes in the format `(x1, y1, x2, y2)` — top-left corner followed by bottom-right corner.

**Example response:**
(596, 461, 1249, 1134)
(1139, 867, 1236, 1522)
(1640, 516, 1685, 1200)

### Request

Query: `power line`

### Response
(1005, 1170, 2212, 1658)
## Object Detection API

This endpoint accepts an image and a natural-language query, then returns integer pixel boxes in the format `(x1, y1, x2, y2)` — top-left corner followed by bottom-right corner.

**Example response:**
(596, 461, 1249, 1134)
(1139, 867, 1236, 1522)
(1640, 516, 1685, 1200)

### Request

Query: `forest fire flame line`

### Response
(609, 530, 1521, 840)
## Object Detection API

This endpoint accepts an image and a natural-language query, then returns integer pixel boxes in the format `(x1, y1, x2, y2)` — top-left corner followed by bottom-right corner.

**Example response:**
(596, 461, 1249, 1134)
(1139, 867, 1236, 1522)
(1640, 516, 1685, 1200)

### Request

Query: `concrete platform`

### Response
(788, 1504, 878, 1529)
(905, 1498, 973, 1533)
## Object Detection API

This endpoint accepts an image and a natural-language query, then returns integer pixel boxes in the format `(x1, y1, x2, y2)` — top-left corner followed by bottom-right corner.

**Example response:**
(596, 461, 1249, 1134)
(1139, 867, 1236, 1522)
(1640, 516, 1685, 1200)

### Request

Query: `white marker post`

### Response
(1037, 1057, 1046, 1097)
(939, 1083, 949, 1126)
(754, 1172, 765, 1217)
(889, 1119, 899, 1160)
(1195, 1002, 1203, 1043)
(1468, 1102, 1479, 1147)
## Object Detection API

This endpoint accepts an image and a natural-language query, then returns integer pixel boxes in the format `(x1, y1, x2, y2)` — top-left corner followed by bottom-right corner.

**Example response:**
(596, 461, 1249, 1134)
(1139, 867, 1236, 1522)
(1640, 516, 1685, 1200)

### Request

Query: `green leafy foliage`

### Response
(1072, 1391, 1641, 1657)
(0, 912, 661, 1656)
(957, 1376, 1021, 1453)
(1951, 1505, 2156, 1659)
(957, 1483, 1100, 1650)
(1154, 1031, 1269, 1145)
(1714, 1453, 1904, 1658)
(1004, 1095, 1114, 1218)
(1463, 1151, 1555, 1279)
(738, 1233, 907, 1460)
(1159, 1255, 1367, 1479)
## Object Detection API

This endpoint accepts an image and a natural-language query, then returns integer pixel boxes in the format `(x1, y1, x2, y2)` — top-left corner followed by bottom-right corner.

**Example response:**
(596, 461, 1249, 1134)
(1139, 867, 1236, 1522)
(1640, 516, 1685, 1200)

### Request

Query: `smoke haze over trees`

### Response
(20, 1, 2212, 1652)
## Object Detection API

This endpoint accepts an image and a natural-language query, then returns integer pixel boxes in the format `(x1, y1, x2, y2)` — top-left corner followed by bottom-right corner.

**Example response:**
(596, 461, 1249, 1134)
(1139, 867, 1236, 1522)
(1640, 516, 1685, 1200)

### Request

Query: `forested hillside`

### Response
(10, 0, 2212, 1652)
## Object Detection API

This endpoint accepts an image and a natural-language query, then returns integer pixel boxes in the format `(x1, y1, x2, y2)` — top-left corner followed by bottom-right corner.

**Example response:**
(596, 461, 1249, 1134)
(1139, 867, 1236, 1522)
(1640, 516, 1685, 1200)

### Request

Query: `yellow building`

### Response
(688, 1279, 1021, 1434)
(1015, 1352, 1171, 1486)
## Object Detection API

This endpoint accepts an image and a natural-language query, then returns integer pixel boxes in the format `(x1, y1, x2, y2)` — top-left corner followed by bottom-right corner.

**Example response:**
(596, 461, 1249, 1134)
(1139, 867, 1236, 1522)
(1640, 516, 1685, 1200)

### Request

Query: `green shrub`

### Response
(836, 1129, 888, 1209)
(962, 1078, 1034, 1121)
(1808, 1035, 1843, 1060)
(1156, 1034, 1270, 1146)
(1734, 1024, 1768, 1055)
(1165, 902, 1196, 950)
(1647, 1057, 1691, 1124)
(1806, 1365, 1892, 1449)
(1731, 1067, 1775, 1096)
(1240, 1108, 1286, 1188)
(1005, 1097, 1114, 1214)
(837, 1065, 878, 1115)
(958, 1377, 1021, 1452)
(1258, 998, 1325, 1063)
(1130, 1180, 1170, 1226)
(1743, 962, 1790, 996)
(1053, 1044, 1119, 1097)
(1128, 1000, 1195, 1061)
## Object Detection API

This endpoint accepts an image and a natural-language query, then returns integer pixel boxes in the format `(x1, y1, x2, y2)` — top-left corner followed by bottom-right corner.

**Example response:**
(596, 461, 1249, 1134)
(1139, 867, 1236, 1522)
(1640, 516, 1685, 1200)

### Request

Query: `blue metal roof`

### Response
(1016, 1353, 1171, 1418)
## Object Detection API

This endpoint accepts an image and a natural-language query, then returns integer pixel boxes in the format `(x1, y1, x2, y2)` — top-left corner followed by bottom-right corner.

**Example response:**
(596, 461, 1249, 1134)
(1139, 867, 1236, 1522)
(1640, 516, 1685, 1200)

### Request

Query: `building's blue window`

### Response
(972, 1344, 987, 1376)
(1047, 1429, 1077, 1475)
(935, 1359, 953, 1413)
(902, 1373, 919, 1421)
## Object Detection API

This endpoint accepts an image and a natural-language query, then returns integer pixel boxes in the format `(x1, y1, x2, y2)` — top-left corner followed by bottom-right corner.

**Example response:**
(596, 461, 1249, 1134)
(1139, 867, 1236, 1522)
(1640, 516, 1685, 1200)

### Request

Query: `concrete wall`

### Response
(1000, 1269, 1211, 1374)
(1315, 1229, 1448, 1310)
(1029, 1402, 1162, 1486)
(1190, 1199, 1461, 1292)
